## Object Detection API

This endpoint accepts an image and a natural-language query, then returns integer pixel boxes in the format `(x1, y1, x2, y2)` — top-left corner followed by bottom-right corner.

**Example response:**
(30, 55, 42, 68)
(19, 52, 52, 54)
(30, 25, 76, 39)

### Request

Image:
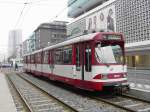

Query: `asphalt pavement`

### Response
(127, 69, 150, 91)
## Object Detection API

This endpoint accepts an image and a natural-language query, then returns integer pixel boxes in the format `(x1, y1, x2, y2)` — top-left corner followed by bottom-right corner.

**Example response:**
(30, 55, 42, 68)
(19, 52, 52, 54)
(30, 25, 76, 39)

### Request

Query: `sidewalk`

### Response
(0, 72, 16, 112)
(128, 69, 150, 92)
(129, 82, 150, 92)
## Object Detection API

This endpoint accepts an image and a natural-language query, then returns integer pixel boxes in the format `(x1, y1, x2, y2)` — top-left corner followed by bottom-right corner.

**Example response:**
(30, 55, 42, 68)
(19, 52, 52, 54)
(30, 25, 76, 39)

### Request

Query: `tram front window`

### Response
(95, 43, 124, 64)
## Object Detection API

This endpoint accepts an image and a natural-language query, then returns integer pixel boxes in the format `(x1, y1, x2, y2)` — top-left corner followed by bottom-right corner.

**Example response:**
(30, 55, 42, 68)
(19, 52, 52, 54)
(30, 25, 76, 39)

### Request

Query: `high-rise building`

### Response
(8, 29, 22, 59)
(67, 0, 150, 68)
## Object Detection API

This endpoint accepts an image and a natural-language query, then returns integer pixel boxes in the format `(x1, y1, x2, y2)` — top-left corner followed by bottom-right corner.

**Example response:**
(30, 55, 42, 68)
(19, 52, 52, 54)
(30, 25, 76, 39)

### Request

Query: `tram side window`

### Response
(54, 48, 63, 64)
(35, 54, 38, 64)
(76, 46, 80, 71)
(85, 46, 92, 72)
(23, 57, 26, 63)
(49, 51, 53, 64)
(26, 56, 28, 64)
(63, 47, 72, 64)
(31, 55, 35, 64)
(43, 51, 49, 64)
(27, 56, 30, 64)
(54, 46, 72, 64)
(37, 53, 42, 64)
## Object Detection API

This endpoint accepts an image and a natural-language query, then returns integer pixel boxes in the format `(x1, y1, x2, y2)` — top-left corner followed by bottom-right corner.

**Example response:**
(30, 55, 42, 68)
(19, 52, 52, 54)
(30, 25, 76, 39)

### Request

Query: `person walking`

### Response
(0, 62, 2, 72)
(15, 63, 18, 71)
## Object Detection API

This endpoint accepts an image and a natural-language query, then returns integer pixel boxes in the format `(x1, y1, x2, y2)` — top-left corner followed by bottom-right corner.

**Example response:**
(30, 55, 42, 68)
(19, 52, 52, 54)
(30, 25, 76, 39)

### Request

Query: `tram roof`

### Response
(24, 32, 98, 56)
(24, 32, 123, 56)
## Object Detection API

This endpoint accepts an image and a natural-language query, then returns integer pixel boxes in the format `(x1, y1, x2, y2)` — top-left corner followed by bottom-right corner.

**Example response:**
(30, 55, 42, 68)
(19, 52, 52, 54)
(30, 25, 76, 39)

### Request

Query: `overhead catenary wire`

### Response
(49, 6, 69, 23)
(14, 0, 30, 28)
(0, 1, 26, 5)
(18, 2, 33, 28)
(0, 0, 70, 60)
(14, 0, 69, 28)
(0, 0, 56, 6)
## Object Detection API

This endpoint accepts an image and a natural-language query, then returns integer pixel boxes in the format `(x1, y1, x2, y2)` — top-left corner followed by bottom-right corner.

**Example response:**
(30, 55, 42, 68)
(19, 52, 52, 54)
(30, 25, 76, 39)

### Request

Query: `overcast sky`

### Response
(0, 0, 72, 61)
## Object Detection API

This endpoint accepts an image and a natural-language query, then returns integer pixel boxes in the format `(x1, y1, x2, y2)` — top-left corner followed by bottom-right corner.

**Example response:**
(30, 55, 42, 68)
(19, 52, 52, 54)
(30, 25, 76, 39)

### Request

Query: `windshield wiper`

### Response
(95, 52, 102, 63)
(97, 47, 109, 67)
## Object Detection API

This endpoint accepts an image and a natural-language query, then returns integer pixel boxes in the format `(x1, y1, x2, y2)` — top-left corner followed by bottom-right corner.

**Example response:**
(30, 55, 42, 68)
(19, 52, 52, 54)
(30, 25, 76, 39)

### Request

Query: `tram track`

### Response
(6, 73, 78, 112)
(6, 74, 30, 112)
(14, 72, 150, 112)
(90, 95, 150, 112)
(16, 73, 127, 112)
(84, 87, 150, 112)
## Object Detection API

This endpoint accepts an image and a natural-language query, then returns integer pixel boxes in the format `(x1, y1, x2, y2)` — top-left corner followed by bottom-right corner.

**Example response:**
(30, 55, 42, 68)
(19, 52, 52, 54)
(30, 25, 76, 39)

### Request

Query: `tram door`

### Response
(84, 43, 92, 80)
(75, 43, 92, 81)
(75, 43, 85, 80)
(49, 50, 54, 75)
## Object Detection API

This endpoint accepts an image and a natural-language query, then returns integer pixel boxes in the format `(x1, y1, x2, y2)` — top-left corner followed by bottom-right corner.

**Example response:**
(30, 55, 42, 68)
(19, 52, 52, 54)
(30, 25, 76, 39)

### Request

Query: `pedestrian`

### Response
(15, 63, 18, 71)
(0, 63, 2, 72)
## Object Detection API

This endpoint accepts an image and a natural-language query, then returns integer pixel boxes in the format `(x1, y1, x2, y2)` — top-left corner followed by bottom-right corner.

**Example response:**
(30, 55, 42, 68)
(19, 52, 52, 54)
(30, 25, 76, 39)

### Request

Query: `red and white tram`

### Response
(23, 32, 129, 91)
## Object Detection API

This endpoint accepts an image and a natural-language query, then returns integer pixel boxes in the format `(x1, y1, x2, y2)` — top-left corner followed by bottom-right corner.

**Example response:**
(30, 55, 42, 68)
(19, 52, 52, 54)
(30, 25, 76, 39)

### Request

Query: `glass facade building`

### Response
(68, 0, 109, 18)
(67, 0, 150, 69)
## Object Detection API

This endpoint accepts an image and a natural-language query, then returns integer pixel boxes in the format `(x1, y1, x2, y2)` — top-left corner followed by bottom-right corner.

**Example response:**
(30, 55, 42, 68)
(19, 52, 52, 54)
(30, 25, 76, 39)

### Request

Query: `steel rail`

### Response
(6, 74, 33, 112)
(90, 93, 150, 112)
(17, 73, 140, 112)
(16, 73, 79, 112)
(90, 96, 136, 112)
(18, 72, 150, 112)
(121, 94, 150, 103)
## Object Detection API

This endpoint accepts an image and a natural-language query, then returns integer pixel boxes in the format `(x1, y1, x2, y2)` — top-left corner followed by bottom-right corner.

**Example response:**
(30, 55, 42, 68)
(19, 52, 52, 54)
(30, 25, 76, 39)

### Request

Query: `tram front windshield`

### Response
(95, 43, 124, 64)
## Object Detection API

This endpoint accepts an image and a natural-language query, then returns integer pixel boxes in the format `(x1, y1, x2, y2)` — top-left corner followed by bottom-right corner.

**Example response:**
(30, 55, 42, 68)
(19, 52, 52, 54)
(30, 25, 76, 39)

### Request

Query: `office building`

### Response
(34, 21, 67, 50)
(68, 0, 109, 18)
(67, 0, 150, 68)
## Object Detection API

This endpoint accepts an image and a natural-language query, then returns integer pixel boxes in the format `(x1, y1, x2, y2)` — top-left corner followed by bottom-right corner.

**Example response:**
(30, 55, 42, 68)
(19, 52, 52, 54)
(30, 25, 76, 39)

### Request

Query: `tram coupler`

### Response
(114, 84, 130, 95)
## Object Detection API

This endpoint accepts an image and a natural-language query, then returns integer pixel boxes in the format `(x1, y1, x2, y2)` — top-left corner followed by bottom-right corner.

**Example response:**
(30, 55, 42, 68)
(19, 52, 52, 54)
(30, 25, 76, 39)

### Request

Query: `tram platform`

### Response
(0, 72, 16, 112)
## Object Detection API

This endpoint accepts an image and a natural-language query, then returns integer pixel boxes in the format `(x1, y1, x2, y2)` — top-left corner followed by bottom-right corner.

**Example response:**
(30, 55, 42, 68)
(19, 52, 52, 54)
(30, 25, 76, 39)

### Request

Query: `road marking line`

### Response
(144, 85, 150, 89)
(137, 84, 143, 88)
(131, 88, 150, 93)
(130, 83, 135, 87)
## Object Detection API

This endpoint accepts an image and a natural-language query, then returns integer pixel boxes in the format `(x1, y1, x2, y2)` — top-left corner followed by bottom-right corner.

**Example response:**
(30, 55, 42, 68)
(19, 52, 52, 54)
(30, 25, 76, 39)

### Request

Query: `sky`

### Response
(0, 0, 72, 61)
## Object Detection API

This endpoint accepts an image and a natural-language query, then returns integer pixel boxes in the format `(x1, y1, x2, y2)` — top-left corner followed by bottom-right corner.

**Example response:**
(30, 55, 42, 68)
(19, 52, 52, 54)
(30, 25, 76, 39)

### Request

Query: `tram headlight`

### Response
(102, 74, 108, 80)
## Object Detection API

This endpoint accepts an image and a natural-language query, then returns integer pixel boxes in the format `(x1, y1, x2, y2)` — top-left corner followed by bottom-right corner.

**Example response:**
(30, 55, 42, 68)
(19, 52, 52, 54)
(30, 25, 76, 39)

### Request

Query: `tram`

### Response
(23, 32, 129, 91)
